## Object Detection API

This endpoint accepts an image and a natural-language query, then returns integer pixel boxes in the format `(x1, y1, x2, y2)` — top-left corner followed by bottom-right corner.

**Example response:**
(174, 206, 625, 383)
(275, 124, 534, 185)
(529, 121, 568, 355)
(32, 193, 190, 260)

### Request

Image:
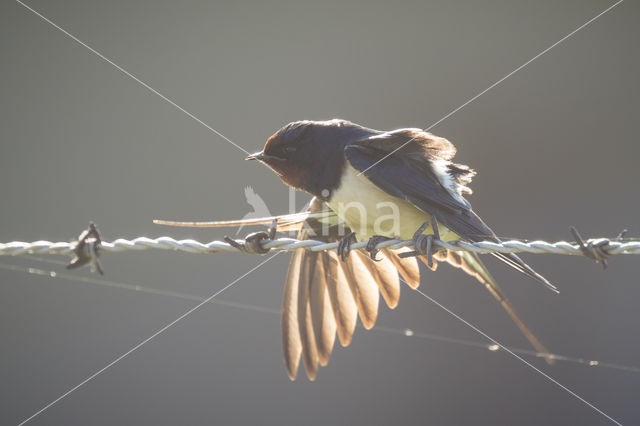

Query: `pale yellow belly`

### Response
(327, 164, 459, 241)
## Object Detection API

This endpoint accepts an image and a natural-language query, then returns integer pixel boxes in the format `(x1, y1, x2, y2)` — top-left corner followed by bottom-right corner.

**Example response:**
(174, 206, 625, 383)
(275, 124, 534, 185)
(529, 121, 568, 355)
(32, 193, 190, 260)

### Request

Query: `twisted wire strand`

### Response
(1, 236, 639, 257)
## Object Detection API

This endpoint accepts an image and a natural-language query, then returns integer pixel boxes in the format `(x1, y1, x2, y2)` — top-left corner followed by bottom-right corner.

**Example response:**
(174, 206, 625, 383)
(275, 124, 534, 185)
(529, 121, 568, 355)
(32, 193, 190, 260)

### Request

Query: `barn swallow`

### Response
(157, 119, 557, 380)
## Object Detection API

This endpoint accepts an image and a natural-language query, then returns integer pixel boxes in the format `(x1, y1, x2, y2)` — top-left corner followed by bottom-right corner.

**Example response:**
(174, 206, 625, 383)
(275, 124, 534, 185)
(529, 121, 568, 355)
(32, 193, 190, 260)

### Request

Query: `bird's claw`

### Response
(365, 235, 392, 261)
(337, 231, 356, 261)
(398, 216, 443, 268)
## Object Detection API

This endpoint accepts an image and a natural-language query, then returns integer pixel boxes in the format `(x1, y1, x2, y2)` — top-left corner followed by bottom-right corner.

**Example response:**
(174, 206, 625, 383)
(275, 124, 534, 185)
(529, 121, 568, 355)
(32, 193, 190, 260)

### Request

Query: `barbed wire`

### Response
(1, 223, 638, 273)
(3, 236, 640, 256)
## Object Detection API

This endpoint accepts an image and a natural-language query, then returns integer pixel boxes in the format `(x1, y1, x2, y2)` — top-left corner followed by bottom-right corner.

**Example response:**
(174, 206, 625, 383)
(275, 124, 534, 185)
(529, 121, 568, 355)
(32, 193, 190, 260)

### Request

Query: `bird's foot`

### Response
(365, 235, 393, 261)
(398, 215, 443, 268)
(337, 231, 356, 261)
(224, 219, 277, 254)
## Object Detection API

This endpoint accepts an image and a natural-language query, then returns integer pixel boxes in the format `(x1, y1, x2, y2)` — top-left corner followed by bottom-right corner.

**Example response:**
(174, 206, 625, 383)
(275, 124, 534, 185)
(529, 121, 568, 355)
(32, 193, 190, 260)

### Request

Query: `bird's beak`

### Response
(245, 151, 265, 161)
(245, 151, 284, 162)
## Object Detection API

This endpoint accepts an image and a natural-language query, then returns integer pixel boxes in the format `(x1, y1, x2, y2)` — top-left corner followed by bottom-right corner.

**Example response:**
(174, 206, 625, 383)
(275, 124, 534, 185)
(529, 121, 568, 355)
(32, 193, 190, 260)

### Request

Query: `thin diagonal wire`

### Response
(409, 282, 622, 426)
(5, 259, 640, 374)
(16, 251, 281, 426)
(357, 0, 624, 176)
(0, 261, 281, 315)
(16, 0, 250, 156)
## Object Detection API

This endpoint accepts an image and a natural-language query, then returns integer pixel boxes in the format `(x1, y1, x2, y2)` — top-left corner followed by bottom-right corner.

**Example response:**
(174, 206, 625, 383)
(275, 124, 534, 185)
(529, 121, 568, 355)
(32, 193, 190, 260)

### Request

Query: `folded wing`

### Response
(344, 129, 557, 293)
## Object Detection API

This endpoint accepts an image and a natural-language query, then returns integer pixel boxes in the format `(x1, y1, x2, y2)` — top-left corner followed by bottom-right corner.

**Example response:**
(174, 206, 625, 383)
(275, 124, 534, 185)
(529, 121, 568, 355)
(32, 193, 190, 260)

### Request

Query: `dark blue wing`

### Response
(344, 131, 557, 292)
(345, 143, 471, 211)
(343, 138, 492, 240)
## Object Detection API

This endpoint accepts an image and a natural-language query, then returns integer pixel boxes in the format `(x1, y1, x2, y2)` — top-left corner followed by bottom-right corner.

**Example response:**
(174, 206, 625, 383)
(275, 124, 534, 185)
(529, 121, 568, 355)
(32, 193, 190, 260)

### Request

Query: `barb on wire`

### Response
(66, 222, 104, 275)
(569, 226, 628, 270)
(223, 219, 277, 254)
(1, 223, 638, 274)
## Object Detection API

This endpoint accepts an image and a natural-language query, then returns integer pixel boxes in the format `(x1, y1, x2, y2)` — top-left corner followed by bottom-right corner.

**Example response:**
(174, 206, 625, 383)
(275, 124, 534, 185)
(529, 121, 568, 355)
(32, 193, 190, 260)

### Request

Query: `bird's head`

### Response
(246, 119, 375, 197)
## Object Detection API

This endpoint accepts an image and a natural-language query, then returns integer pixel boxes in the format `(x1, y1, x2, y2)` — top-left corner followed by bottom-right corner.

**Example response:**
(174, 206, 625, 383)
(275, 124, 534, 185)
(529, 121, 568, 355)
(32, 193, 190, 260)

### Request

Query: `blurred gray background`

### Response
(1, 0, 638, 424)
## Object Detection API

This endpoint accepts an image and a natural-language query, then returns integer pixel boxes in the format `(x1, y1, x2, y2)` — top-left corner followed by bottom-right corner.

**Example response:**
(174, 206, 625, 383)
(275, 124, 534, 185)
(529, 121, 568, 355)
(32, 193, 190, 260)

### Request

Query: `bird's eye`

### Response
(284, 145, 297, 153)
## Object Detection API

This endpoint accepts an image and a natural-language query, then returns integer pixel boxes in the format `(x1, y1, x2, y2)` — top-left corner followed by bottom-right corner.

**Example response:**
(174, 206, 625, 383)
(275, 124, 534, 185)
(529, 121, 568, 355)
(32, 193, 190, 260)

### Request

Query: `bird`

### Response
(244, 119, 557, 380)
(156, 118, 557, 380)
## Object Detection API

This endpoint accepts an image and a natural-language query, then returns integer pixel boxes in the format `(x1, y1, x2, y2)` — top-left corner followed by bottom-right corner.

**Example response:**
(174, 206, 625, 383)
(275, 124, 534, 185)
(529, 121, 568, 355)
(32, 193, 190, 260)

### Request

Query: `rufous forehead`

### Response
(264, 132, 278, 148)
